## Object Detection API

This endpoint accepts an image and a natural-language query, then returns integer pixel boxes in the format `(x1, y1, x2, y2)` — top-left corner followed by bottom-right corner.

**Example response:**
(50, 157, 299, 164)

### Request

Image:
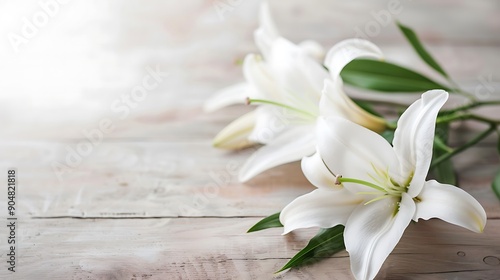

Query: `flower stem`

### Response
(436, 113, 469, 124)
(434, 136, 453, 153)
(437, 112, 500, 126)
(442, 100, 500, 115)
(431, 124, 496, 168)
(469, 114, 500, 125)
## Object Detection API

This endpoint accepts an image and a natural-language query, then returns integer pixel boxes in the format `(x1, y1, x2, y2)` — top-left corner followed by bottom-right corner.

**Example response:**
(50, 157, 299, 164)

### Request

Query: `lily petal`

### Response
(254, 2, 280, 59)
(320, 39, 386, 133)
(280, 189, 362, 234)
(298, 40, 325, 61)
(317, 117, 401, 194)
(239, 125, 315, 182)
(324, 38, 383, 79)
(203, 83, 251, 112)
(247, 106, 293, 144)
(320, 79, 386, 133)
(414, 180, 487, 233)
(392, 90, 449, 197)
(301, 151, 340, 190)
(345, 193, 415, 280)
(243, 53, 281, 102)
(213, 111, 257, 149)
(267, 38, 328, 113)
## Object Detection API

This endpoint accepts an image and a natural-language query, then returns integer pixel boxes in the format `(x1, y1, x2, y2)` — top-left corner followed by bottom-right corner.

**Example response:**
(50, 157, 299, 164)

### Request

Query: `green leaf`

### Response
(353, 99, 382, 117)
(340, 59, 450, 92)
(397, 21, 449, 78)
(381, 129, 395, 145)
(247, 212, 282, 233)
(492, 169, 500, 200)
(277, 225, 345, 273)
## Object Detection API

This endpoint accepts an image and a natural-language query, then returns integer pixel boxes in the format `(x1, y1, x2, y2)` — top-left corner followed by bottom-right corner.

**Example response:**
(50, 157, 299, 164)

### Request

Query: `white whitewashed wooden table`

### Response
(1, 1, 500, 279)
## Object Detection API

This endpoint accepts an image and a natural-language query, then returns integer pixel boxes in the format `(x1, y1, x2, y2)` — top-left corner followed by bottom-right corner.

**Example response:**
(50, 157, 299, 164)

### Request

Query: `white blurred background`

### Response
(1, 0, 499, 140)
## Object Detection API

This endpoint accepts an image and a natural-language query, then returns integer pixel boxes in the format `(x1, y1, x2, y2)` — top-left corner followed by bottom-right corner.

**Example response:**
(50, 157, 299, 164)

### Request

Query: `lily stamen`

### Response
(246, 98, 317, 119)
(364, 194, 391, 205)
(338, 177, 386, 192)
(334, 174, 342, 185)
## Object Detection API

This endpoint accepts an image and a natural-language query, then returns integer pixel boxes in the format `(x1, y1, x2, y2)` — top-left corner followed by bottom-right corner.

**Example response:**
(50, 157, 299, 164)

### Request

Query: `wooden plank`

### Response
(270, 0, 500, 45)
(3, 66, 500, 141)
(0, 141, 497, 218)
(3, 141, 312, 218)
(2, 218, 499, 279)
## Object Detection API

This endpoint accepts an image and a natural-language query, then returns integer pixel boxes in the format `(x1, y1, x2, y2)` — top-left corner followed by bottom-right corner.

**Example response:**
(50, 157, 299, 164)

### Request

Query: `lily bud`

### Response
(213, 111, 257, 150)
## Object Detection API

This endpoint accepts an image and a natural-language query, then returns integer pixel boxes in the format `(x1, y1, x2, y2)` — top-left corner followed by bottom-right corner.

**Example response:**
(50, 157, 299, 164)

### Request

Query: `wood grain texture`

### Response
(4, 218, 500, 279)
(1, 0, 500, 279)
(1, 142, 498, 219)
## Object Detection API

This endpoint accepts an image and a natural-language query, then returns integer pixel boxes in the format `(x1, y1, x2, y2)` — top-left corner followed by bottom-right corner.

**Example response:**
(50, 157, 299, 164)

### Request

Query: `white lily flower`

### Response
(205, 2, 386, 182)
(236, 38, 387, 182)
(280, 90, 487, 280)
(204, 2, 323, 114)
(204, 2, 321, 151)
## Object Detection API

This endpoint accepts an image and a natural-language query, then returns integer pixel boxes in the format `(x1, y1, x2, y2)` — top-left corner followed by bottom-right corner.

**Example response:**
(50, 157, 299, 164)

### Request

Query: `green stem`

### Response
(434, 137, 453, 153)
(431, 124, 496, 168)
(469, 114, 500, 125)
(247, 98, 316, 118)
(339, 177, 385, 192)
(443, 100, 500, 115)
(436, 113, 469, 124)
(437, 112, 500, 125)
